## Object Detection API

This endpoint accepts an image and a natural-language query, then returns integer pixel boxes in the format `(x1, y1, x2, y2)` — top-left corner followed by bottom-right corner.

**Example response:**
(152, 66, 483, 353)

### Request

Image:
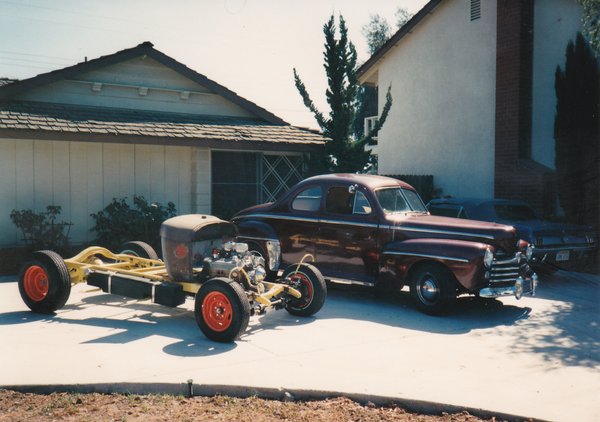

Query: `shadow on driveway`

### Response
(504, 271, 600, 368)
(0, 294, 238, 357)
(257, 285, 532, 336)
(1, 283, 532, 356)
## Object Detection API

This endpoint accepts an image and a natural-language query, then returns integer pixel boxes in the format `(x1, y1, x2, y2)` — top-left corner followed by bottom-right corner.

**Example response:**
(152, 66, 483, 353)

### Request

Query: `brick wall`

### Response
(495, 0, 555, 216)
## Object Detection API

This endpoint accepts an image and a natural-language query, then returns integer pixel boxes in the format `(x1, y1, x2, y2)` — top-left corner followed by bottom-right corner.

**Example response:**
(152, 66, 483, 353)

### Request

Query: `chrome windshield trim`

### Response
(380, 225, 495, 240)
(382, 251, 470, 263)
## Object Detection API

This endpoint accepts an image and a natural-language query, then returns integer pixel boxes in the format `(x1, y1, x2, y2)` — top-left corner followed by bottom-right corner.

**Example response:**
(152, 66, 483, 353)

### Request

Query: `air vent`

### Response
(470, 0, 481, 21)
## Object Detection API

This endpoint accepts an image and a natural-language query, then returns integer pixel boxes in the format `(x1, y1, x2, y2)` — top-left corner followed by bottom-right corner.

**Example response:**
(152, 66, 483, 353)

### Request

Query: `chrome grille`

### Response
(489, 253, 525, 284)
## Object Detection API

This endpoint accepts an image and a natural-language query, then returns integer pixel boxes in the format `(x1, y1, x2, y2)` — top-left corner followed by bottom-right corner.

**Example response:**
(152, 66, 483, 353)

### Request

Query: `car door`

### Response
(316, 184, 379, 284)
(271, 184, 322, 267)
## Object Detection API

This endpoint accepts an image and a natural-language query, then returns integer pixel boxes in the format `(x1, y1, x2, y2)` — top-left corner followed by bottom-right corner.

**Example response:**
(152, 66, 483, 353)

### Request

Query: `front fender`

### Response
(382, 238, 491, 291)
(233, 219, 280, 271)
(234, 219, 278, 242)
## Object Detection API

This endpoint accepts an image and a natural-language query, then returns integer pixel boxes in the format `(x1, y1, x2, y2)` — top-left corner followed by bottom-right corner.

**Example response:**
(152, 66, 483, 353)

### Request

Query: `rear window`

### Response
(291, 186, 322, 212)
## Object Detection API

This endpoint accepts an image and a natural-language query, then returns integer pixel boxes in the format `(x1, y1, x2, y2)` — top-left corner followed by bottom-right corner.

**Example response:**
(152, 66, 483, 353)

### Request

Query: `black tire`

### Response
(194, 278, 250, 342)
(409, 263, 457, 315)
(18, 250, 71, 314)
(119, 241, 159, 260)
(282, 263, 327, 317)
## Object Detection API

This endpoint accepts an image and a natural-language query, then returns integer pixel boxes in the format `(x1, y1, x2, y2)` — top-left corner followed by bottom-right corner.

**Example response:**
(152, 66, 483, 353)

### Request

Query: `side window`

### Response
(291, 186, 322, 212)
(325, 186, 354, 214)
(352, 191, 372, 215)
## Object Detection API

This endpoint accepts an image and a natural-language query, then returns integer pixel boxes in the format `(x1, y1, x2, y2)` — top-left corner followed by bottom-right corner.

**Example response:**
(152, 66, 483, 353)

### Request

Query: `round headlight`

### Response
(484, 248, 494, 268)
(526, 244, 534, 260)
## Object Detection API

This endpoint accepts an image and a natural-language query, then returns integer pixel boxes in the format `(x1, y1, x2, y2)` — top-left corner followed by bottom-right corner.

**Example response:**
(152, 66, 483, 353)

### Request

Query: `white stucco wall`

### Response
(531, 0, 582, 169)
(376, 0, 497, 198)
(16, 56, 255, 117)
(0, 138, 209, 248)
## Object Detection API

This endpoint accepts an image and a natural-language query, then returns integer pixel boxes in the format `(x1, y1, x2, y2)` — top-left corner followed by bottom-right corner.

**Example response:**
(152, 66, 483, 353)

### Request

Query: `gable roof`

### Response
(0, 41, 288, 125)
(357, 0, 444, 84)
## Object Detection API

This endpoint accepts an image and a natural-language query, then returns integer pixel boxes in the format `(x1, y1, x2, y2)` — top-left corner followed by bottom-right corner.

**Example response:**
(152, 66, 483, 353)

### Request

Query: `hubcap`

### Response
(418, 275, 439, 303)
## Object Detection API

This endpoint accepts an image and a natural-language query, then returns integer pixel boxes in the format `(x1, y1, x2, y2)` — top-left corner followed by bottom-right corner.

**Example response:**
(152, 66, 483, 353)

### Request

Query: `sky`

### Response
(0, 0, 428, 128)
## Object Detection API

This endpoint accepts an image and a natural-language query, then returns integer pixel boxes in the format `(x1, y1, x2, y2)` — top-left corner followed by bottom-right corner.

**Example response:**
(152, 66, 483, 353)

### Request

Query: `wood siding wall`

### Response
(0, 139, 209, 248)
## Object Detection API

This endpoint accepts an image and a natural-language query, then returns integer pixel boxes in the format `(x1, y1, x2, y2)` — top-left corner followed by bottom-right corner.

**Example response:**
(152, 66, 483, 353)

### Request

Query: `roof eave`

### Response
(0, 128, 323, 152)
(357, 0, 445, 85)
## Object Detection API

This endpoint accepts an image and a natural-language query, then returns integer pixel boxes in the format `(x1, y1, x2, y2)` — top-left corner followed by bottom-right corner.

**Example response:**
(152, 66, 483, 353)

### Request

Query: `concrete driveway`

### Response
(0, 270, 598, 422)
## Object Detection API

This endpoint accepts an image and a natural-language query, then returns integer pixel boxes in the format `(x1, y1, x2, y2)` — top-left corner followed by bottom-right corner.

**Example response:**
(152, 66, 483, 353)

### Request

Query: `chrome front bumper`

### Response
(479, 273, 538, 300)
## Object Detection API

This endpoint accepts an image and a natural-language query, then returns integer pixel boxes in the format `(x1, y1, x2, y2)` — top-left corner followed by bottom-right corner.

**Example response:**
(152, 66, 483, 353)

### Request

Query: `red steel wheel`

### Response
(287, 271, 313, 309)
(18, 250, 71, 314)
(281, 263, 326, 317)
(201, 291, 234, 332)
(194, 278, 250, 342)
(22, 265, 49, 302)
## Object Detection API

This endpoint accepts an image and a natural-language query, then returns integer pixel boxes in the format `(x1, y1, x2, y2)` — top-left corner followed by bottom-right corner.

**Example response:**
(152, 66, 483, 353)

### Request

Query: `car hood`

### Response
(386, 214, 519, 253)
(499, 219, 596, 246)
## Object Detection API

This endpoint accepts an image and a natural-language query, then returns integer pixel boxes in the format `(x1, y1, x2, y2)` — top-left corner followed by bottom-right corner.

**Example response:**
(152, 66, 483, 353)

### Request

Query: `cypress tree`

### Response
(554, 33, 599, 227)
(294, 15, 392, 174)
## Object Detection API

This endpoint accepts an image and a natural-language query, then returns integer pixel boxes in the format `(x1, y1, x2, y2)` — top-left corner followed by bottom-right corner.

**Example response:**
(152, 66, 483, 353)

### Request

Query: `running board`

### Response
(325, 278, 375, 287)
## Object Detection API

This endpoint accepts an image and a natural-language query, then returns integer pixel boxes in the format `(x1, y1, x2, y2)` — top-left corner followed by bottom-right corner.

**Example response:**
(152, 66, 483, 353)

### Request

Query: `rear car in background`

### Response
(427, 198, 598, 272)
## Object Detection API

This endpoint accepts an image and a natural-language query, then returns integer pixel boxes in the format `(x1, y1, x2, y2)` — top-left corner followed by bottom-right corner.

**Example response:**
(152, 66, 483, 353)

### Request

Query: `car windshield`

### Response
(375, 188, 428, 214)
(494, 204, 537, 221)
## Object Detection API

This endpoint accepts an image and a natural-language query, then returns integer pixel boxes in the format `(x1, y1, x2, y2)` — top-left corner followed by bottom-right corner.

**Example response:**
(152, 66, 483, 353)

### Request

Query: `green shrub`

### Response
(90, 196, 177, 251)
(10, 205, 72, 251)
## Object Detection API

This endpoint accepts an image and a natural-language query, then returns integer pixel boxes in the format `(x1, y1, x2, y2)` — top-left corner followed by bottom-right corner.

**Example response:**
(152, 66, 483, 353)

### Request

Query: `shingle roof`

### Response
(0, 101, 324, 151)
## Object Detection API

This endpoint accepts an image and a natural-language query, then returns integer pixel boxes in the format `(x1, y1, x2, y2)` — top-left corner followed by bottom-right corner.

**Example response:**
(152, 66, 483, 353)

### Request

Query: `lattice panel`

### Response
(261, 155, 304, 203)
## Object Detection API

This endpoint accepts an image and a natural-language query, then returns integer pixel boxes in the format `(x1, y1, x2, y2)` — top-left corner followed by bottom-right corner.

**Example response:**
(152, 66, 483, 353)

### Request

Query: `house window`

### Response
(212, 151, 259, 220)
(470, 0, 481, 21)
(364, 116, 379, 144)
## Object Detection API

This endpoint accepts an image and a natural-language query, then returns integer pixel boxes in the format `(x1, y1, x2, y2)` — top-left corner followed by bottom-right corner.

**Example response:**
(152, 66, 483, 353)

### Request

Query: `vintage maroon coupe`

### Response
(232, 174, 538, 314)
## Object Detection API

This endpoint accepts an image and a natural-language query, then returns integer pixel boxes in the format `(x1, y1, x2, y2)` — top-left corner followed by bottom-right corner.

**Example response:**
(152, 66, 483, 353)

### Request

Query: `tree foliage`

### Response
(294, 15, 392, 173)
(362, 7, 413, 56)
(395, 7, 412, 29)
(578, 0, 600, 55)
(554, 33, 599, 227)
(362, 14, 392, 56)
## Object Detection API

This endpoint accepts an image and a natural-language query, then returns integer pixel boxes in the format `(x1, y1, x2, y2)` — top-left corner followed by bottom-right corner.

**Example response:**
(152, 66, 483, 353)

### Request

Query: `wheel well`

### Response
(406, 259, 456, 286)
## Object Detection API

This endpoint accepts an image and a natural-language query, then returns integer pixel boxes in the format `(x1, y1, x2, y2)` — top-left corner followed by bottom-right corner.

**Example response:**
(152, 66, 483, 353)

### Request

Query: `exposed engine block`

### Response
(204, 241, 267, 288)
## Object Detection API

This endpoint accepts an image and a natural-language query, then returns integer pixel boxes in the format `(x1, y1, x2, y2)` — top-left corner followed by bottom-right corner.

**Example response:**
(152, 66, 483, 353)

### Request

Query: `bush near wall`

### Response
(90, 196, 177, 252)
(384, 174, 434, 203)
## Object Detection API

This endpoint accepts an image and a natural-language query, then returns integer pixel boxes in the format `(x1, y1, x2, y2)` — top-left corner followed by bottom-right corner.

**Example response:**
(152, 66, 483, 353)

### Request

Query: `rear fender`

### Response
(382, 238, 491, 290)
